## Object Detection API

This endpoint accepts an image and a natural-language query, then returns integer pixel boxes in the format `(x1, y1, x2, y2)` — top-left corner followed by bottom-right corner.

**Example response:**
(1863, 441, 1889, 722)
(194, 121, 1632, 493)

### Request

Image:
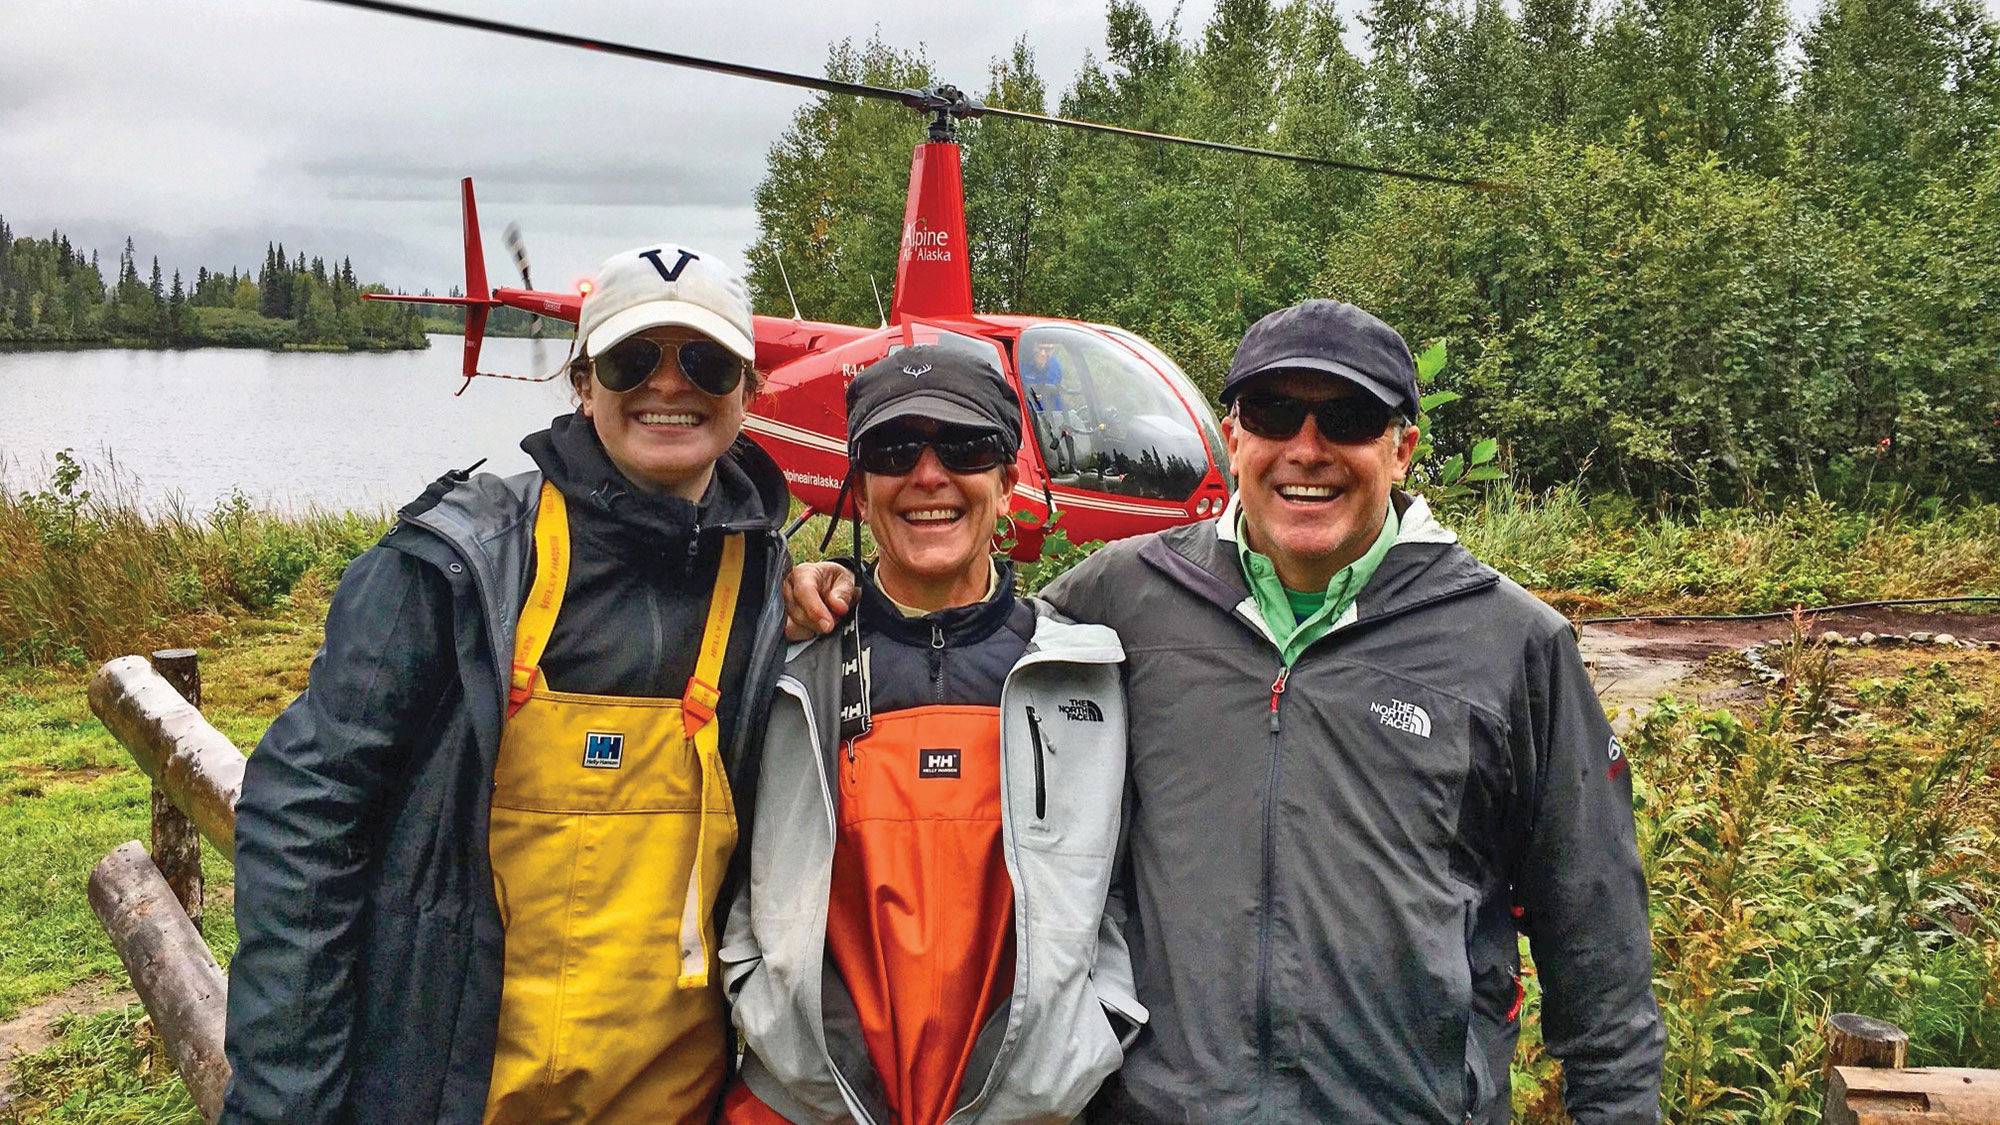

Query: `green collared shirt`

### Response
(1235, 501, 1399, 666)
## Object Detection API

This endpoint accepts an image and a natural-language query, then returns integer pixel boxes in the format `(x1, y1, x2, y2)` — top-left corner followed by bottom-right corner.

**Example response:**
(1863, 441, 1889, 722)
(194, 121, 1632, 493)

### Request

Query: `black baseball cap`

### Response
(1221, 300, 1421, 419)
(846, 344, 1023, 454)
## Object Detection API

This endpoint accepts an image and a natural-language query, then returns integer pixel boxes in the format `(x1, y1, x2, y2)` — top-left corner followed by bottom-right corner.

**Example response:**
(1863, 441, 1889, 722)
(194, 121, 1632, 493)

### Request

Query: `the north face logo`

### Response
(1058, 698, 1103, 722)
(1370, 699, 1432, 738)
(919, 749, 961, 778)
(583, 731, 624, 769)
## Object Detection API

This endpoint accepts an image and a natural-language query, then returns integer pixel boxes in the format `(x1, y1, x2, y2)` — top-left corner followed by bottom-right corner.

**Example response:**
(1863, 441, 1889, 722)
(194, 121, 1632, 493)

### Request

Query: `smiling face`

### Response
(576, 325, 749, 500)
(1221, 370, 1419, 592)
(856, 421, 1019, 612)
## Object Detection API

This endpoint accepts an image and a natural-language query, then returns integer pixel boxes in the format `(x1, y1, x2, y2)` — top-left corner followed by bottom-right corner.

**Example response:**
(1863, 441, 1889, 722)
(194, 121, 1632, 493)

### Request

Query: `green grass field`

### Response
(0, 599, 320, 1121)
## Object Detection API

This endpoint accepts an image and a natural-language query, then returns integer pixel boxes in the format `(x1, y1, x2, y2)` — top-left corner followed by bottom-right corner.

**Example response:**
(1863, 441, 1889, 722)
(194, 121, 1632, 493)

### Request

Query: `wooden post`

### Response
(88, 841, 230, 1122)
(1827, 1013, 1911, 1074)
(89, 656, 244, 858)
(148, 648, 203, 932)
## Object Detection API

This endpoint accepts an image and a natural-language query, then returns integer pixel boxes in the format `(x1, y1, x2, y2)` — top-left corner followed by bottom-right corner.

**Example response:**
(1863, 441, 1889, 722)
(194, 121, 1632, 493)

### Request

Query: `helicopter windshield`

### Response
(1016, 325, 1211, 502)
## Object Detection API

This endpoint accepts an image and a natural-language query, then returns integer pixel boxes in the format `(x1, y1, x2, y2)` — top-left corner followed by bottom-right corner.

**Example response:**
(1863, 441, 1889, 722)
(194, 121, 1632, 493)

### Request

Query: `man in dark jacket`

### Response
(787, 299, 1664, 1123)
(1043, 301, 1664, 1123)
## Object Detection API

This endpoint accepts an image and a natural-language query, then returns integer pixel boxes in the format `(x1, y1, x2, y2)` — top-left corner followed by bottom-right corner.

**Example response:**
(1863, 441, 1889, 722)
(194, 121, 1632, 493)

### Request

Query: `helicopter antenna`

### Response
(869, 276, 887, 329)
(773, 244, 803, 321)
(300, 0, 1513, 190)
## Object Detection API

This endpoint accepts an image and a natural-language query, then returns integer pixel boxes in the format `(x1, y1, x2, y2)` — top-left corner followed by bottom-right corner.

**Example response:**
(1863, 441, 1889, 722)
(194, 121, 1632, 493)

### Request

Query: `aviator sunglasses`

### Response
(1232, 392, 1397, 444)
(593, 335, 747, 397)
(854, 428, 1012, 476)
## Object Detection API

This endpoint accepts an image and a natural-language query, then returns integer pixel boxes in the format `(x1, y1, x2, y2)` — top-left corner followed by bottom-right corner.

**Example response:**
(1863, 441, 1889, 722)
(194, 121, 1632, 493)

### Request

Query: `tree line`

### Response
(0, 223, 426, 351)
(746, 0, 2000, 505)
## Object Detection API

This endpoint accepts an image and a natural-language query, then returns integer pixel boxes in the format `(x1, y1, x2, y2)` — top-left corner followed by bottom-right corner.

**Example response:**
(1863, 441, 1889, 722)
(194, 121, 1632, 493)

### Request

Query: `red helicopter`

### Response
(342, 0, 1497, 558)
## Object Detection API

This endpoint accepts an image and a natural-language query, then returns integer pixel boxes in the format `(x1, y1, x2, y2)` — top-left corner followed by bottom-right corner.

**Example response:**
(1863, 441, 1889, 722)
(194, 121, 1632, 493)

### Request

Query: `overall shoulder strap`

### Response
(682, 533, 747, 738)
(507, 481, 568, 716)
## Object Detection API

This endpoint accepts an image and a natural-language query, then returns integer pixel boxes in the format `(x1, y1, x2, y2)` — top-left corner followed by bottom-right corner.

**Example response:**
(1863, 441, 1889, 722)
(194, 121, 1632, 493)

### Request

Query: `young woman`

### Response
(719, 345, 1146, 1125)
(221, 245, 791, 1125)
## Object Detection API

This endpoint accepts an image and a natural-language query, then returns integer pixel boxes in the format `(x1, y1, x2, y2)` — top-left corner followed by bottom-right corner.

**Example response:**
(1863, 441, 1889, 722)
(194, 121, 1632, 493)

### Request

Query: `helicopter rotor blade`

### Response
(301, 0, 1509, 190)
(973, 106, 1512, 190)
(304, 0, 929, 108)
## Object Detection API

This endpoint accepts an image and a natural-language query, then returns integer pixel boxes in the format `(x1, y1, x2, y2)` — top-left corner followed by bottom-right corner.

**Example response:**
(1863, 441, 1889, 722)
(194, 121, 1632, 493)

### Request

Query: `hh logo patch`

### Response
(1370, 699, 1433, 738)
(1059, 697, 1103, 722)
(583, 731, 625, 769)
(919, 749, 961, 779)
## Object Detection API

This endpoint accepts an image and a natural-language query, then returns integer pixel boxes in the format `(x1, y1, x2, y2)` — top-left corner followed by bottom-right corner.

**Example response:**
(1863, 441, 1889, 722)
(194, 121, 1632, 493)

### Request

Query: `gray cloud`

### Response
(2, 0, 1213, 296)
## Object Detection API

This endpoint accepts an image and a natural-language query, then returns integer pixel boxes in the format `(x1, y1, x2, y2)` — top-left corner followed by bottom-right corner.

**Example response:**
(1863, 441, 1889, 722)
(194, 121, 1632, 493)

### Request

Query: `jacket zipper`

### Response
(1025, 705, 1049, 819)
(1258, 664, 1290, 1116)
(930, 622, 946, 704)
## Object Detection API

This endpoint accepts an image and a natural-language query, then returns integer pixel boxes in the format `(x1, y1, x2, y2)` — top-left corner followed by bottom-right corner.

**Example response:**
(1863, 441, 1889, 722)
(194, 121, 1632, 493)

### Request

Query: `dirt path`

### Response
(0, 887, 231, 1106)
(0, 979, 137, 1103)
(1580, 607, 2000, 723)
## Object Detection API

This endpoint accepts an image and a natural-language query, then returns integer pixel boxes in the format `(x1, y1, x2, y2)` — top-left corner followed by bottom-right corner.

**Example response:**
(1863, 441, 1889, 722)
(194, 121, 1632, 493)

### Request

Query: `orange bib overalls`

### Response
(484, 482, 743, 1125)
(724, 705, 1015, 1125)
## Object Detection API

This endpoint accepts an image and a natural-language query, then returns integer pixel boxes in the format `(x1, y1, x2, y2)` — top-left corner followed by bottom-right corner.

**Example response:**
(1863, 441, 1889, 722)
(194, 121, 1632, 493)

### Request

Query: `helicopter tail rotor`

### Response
(503, 220, 549, 376)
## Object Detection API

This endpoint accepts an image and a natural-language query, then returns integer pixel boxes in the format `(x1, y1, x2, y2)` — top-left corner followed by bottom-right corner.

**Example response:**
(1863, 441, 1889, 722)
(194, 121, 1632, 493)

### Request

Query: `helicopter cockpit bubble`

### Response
(1017, 324, 1215, 503)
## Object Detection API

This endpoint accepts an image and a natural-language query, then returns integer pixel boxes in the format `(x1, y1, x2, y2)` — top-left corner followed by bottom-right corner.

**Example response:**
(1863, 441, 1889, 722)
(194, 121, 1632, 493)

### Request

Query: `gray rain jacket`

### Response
(1041, 493, 1663, 1125)
(721, 603, 1148, 1124)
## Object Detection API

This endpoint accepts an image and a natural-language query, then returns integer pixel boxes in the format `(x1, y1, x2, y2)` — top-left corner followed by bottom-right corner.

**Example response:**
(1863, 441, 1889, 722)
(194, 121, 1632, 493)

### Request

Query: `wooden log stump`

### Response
(149, 649, 204, 932)
(88, 841, 230, 1122)
(89, 655, 245, 858)
(1828, 1013, 1912, 1074)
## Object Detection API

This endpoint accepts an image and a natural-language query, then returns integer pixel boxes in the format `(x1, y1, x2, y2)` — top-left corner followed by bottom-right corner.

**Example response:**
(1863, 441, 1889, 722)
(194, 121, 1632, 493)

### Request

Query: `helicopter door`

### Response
(1016, 325, 1212, 502)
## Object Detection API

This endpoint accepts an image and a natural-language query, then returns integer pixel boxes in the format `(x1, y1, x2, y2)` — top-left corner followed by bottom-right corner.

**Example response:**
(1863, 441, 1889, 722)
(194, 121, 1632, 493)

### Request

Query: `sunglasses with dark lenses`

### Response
(1232, 393, 1396, 444)
(594, 336, 747, 396)
(855, 430, 1012, 476)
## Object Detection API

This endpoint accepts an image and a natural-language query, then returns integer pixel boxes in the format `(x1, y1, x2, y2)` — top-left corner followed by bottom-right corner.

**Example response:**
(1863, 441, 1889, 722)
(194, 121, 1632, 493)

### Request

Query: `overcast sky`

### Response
(1, 0, 1227, 297)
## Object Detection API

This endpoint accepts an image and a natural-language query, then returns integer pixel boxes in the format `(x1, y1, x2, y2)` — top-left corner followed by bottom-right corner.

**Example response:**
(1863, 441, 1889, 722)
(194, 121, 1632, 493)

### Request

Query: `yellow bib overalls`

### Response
(483, 482, 742, 1125)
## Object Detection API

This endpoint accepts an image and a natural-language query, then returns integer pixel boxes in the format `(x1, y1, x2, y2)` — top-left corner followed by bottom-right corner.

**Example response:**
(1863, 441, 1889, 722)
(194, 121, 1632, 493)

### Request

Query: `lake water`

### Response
(0, 336, 579, 512)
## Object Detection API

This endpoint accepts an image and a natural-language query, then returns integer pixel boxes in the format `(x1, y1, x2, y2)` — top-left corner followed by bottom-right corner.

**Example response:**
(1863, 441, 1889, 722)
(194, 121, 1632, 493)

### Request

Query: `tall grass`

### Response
(1457, 487, 2000, 615)
(1511, 631, 2000, 1121)
(13, 454, 2000, 666)
(0, 451, 385, 664)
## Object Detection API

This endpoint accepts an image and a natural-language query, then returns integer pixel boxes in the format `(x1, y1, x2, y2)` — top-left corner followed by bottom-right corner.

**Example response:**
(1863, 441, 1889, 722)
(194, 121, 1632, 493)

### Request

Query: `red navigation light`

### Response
(577, 279, 594, 295)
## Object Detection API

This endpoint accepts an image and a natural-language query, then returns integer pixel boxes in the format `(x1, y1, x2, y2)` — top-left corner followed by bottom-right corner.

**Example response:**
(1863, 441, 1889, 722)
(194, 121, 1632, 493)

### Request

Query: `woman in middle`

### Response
(719, 345, 1146, 1125)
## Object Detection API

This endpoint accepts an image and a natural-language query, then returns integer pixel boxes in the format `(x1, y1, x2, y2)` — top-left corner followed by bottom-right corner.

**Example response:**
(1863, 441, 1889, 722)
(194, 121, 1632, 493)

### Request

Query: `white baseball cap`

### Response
(576, 243, 755, 363)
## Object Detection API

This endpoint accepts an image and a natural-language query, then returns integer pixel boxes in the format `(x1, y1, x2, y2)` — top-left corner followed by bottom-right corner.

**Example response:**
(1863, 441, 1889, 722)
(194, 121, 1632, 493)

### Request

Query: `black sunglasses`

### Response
(1232, 393, 1396, 444)
(854, 430, 1012, 476)
(594, 336, 747, 397)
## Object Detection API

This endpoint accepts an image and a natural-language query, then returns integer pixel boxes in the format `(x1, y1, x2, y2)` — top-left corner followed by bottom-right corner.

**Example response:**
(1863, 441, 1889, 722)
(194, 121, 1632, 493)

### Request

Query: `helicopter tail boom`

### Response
(363, 178, 583, 385)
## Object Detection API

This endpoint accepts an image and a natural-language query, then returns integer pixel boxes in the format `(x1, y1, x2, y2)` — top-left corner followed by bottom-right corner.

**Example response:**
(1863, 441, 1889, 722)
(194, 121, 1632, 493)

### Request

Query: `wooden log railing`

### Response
(87, 842, 231, 1119)
(89, 653, 244, 858)
(86, 651, 246, 1122)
